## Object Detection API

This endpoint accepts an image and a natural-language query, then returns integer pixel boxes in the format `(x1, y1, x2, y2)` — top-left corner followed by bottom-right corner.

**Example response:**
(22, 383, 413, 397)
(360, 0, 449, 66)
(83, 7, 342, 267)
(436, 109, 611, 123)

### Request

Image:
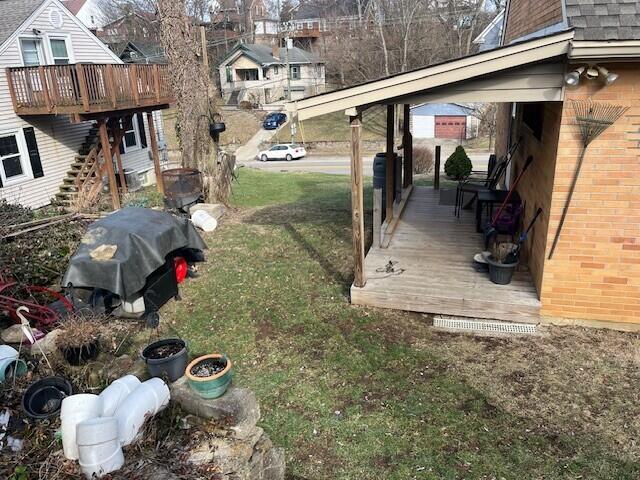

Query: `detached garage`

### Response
(410, 103, 478, 140)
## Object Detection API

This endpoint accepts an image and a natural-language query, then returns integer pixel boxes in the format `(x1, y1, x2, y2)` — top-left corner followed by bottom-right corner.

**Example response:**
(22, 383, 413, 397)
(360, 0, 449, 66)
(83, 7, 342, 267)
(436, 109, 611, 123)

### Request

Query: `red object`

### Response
(0, 271, 73, 329)
(174, 257, 188, 284)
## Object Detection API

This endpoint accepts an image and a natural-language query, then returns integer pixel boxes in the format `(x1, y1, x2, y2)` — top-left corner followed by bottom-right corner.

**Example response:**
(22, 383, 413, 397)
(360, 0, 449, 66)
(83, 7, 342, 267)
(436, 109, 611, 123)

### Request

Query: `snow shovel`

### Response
(483, 155, 534, 248)
(504, 207, 543, 264)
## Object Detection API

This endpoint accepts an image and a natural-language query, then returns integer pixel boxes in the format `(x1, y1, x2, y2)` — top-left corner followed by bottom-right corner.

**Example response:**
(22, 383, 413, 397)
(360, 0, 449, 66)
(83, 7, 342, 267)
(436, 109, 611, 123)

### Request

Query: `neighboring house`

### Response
(472, 10, 504, 52)
(410, 103, 478, 140)
(0, 0, 171, 210)
(289, 1, 640, 329)
(62, 0, 105, 31)
(105, 40, 166, 64)
(219, 43, 325, 105)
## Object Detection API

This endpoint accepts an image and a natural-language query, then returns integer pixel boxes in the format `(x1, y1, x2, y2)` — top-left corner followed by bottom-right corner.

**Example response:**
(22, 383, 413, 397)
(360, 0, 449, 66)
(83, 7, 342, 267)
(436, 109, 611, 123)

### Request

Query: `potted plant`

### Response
(58, 315, 101, 366)
(444, 145, 472, 180)
(185, 354, 232, 399)
(483, 242, 518, 285)
(141, 338, 188, 382)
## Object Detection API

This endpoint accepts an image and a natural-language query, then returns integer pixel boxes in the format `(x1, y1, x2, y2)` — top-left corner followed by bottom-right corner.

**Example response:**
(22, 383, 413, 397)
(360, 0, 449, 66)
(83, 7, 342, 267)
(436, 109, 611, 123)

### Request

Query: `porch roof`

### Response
(288, 30, 640, 121)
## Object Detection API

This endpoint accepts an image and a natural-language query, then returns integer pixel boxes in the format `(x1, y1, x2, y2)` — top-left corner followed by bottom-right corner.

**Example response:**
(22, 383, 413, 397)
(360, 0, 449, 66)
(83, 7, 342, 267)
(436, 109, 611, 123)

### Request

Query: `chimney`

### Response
(271, 45, 279, 60)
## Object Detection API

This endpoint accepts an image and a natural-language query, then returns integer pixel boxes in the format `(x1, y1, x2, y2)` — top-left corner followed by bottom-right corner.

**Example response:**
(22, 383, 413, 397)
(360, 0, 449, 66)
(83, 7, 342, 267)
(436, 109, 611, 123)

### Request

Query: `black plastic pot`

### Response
(22, 376, 73, 419)
(484, 255, 518, 285)
(141, 338, 188, 382)
(61, 341, 99, 366)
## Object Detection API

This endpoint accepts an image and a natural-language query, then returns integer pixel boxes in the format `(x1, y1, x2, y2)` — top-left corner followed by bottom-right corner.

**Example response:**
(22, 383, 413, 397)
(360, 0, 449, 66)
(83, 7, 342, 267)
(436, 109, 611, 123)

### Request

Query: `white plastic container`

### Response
(99, 375, 141, 417)
(113, 378, 170, 446)
(191, 210, 218, 232)
(76, 417, 124, 479)
(60, 394, 103, 460)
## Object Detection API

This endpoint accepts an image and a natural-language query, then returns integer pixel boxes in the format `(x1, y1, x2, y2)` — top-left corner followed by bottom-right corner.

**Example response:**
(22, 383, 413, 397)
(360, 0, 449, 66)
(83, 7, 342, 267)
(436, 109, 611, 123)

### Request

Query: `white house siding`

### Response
(411, 115, 435, 139)
(0, 0, 165, 209)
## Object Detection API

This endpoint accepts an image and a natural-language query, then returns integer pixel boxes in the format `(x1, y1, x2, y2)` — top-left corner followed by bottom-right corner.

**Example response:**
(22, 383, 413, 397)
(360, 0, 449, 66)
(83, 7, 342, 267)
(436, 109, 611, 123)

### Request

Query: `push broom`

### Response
(547, 99, 628, 259)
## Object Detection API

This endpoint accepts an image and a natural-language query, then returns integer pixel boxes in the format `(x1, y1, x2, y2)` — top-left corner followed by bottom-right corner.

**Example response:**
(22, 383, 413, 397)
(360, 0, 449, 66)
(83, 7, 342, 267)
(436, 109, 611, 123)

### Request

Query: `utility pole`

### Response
(285, 37, 295, 144)
(200, 25, 209, 80)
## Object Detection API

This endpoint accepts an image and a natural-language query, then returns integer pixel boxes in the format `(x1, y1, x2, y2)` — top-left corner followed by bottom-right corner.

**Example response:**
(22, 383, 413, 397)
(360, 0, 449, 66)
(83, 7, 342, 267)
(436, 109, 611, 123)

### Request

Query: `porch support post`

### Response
(146, 111, 165, 195)
(98, 119, 120, 210)
(385, 104, 394, 220)
(350, 113, 366, 288)
(113, 128, 127, 195)
(402, 104, 412, 188)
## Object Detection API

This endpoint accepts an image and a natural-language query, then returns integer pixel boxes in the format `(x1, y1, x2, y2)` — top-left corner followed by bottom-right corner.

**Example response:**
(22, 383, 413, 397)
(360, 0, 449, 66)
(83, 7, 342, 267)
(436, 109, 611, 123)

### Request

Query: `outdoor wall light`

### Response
(564, 67, 584, 86)
(564, 65, 618, 86)
(597, 66, 619, 85)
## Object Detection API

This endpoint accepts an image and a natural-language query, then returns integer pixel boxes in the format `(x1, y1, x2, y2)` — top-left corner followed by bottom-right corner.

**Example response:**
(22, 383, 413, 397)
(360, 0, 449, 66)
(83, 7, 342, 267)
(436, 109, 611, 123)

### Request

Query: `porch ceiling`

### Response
(288, 30, 575, 120)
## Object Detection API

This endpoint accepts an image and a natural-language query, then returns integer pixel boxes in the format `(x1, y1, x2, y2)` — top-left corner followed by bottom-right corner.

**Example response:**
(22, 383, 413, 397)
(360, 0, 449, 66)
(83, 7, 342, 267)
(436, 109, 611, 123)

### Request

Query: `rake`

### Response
(547, 99, 628, 259)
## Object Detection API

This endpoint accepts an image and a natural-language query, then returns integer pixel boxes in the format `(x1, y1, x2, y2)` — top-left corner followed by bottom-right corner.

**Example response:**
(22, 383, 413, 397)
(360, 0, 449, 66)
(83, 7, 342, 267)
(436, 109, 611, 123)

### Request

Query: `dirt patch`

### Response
(412, 324, 640, 460)
(146, 342, 183, 359)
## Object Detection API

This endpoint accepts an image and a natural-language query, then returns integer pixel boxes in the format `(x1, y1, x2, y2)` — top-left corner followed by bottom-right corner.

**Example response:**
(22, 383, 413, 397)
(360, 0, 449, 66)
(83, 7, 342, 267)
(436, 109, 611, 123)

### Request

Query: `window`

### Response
(20, 39, 42, 66)
(50, 38, 70, 65)
(122, 116, 140, 152)
(237, 69, 258, 81)
(307, 21, 313, 29)
(290, 66, 300, 80)
(262, 67, 268, 78)
(274, 65, 279, 75)
(0, 133, 27, 184)
(226, 66, 233, 83)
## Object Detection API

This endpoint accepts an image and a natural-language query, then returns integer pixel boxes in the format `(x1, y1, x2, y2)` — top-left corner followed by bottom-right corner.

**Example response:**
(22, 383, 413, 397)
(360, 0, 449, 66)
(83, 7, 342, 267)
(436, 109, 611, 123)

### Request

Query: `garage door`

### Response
(435, 115, 466, 139)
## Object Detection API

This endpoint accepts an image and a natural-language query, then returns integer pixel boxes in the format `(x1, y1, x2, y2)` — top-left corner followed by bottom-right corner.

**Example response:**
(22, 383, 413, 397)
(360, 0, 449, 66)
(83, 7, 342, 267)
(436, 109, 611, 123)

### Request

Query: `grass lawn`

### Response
(163, 169, 640, 479)
(274, 109, 386, 144)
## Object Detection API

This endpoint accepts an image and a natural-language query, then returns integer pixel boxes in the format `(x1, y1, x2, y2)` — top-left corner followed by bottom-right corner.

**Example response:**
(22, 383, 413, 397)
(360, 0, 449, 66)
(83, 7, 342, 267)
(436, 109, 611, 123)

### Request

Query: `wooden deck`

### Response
(351, 186, 541, 323)
(7, 63, 172, 117)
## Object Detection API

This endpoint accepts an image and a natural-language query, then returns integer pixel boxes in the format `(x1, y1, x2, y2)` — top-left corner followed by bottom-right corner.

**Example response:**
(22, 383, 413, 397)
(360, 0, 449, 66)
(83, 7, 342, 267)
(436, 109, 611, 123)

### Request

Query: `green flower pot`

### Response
(185, 354, 233, 399)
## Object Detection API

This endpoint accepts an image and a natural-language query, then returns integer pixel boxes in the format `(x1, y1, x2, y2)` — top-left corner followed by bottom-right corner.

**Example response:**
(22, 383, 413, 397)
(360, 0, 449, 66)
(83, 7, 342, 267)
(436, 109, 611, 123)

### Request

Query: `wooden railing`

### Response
(7, 63, 173, 116)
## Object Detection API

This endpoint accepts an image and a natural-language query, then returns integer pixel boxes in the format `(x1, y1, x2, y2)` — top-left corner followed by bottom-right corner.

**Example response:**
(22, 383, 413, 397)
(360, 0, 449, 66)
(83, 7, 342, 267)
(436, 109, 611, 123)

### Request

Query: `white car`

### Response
(257, 144, 306, 162)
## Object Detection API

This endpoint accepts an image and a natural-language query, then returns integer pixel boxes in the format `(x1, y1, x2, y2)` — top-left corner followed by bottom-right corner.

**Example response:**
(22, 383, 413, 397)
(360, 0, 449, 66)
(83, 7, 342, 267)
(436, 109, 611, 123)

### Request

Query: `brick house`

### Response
(287, 1, 640, 329)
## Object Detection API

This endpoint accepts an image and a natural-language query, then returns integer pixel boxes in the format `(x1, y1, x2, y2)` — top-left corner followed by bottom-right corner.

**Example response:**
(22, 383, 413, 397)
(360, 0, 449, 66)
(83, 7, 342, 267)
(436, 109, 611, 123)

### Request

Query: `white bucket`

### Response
(99, 375, 141, 417)
(113, 378, 170, 446)
(191, 210, 218, 232)
(60, 394, 103, 460)
(77, 417, 124, 479)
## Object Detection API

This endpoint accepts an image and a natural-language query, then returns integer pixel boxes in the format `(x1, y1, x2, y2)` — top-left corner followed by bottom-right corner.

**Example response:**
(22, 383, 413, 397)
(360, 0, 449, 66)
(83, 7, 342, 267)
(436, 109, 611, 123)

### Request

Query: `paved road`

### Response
(242, 152, 491, 176)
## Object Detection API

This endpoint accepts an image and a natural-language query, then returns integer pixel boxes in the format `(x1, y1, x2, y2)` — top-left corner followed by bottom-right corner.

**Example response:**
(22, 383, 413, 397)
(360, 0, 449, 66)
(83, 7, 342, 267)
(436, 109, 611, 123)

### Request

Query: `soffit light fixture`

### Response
(564, 65, 619, 86)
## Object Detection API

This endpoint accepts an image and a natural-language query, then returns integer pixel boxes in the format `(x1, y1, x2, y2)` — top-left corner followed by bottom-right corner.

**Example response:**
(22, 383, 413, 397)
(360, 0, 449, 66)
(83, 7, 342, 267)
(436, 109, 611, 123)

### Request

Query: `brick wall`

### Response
(510, 102, 563, 294)
(503, 0, 564, 44)
(540, 63, 640, 325)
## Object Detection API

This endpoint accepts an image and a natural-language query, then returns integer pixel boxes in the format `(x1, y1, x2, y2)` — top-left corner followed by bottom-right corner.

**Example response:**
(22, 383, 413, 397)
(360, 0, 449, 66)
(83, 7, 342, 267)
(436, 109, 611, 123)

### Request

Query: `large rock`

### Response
(187, 427, 285, 480)
(1, 324, 30, 344)
(32, 329, 63, 355)
(170, 378, 260, 440)
(189, 203, 226, 220)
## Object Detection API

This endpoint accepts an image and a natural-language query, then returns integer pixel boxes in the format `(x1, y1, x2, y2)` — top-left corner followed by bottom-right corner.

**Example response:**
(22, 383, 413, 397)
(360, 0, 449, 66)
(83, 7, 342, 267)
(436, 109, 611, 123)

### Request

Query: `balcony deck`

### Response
(7, 63, 173, 118)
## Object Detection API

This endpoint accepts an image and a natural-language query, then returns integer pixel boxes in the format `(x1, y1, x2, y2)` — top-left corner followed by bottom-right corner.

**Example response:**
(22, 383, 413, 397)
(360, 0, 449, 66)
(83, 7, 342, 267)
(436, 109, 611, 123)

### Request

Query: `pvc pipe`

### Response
(60, 394, 103, 460)
(113, 378, 170, 446)
(99, 375, 141, 416)
(0, 345, 27, 383)
(77, 417, 124, 479)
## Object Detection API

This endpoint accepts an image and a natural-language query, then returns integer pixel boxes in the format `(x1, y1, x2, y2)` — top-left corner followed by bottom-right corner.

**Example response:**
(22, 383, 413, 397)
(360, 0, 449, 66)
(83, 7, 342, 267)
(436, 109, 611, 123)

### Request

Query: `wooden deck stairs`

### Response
(55, 124, 101, 207)
(55, 124, 125, 210)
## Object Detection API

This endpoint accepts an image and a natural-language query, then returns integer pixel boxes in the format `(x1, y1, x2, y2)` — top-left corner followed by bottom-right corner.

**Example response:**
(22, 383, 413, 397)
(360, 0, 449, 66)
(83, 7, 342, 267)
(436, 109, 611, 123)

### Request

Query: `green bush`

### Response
(444, 145, 472, 180)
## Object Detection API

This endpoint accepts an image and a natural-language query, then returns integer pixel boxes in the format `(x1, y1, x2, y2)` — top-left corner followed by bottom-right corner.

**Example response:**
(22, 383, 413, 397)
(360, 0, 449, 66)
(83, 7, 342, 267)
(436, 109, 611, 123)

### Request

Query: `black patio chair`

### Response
(454, 137, 521, 218)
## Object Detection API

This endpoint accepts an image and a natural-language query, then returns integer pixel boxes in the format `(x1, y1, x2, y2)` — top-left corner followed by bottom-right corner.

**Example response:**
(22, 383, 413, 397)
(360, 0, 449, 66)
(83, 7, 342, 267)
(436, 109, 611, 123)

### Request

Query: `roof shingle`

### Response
(0, 0, 45, 46)
(567, 0, 640, 40)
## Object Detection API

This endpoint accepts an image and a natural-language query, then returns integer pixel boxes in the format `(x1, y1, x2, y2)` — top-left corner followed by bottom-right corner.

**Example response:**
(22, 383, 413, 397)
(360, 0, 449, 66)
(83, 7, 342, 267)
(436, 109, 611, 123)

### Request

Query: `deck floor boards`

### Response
(351, 186, 541, 323)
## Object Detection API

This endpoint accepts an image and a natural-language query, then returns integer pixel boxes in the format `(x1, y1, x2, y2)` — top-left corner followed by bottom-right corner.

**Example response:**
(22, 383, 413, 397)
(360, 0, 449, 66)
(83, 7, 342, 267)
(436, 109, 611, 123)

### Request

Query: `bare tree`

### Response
(156, 0, 234, 204)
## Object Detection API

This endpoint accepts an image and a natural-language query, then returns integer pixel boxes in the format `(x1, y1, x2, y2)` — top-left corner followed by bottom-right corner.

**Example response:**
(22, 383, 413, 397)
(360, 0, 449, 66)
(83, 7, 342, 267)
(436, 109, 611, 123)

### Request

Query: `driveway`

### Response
(234, 127, 279, 163)
(244, 151, 491, 176)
